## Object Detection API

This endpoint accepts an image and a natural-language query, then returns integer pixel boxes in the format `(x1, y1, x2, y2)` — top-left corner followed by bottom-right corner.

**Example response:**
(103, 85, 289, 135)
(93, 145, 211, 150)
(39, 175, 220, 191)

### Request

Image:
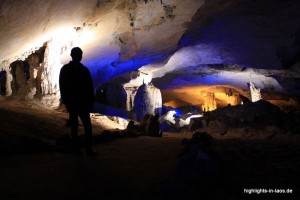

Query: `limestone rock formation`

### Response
(0, 0, 299, 110)
(134, 83, 153, 121)
(133, 82, 162, 121)
(249, 79, 262, 102)
(201, 91, 217, 112)
(147, 82, 162, 116)
(124, 86, 138, 111)
(106, 84, 127, 109)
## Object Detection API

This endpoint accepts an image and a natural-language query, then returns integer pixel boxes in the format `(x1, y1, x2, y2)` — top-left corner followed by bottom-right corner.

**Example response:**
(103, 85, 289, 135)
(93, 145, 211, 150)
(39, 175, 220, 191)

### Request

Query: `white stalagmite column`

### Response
(148, 83, 162, 116)
(5, 67, 13, 96)
(39, 39, 63, 108)
(249, 80, 262, 102)
(134, 83, 153, 121)
(124, 86, 138, 111)
(133, 82, 162, 121)
(26, 54, 39, 100)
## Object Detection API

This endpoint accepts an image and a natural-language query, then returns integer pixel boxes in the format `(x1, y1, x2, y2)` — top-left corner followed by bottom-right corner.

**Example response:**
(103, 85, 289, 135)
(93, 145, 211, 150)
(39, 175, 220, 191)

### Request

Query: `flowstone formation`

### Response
(0, 41, 62, 107)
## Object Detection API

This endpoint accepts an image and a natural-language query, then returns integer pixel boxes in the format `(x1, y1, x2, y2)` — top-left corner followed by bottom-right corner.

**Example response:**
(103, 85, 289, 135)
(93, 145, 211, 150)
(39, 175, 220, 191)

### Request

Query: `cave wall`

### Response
(0, 0, 299, 111)
(1, 40, 63, 107)
(179, 0, 300, 69)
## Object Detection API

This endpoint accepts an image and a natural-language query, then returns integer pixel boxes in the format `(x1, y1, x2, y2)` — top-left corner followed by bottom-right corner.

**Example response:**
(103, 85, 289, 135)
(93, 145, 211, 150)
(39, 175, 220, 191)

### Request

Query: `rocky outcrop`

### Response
(205, 100, 286, 127)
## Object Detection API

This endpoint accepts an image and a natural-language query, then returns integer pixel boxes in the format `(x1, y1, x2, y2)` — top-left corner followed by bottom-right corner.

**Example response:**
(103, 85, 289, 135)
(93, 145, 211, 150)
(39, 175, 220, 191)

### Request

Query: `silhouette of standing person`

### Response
(59, 47, 97, 155)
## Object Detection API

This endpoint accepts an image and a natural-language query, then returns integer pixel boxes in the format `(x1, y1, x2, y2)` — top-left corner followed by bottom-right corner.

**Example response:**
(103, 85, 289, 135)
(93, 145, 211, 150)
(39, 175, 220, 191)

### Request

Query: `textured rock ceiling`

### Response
(1, 0, 300, 103)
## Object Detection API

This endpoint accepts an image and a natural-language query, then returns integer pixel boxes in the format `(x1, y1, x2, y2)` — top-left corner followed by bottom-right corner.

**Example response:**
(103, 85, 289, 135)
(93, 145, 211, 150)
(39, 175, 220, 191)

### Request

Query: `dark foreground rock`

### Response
(204, 100, 286, 127)
(158, 128, 300, 200)
(189, 100, 300, 137)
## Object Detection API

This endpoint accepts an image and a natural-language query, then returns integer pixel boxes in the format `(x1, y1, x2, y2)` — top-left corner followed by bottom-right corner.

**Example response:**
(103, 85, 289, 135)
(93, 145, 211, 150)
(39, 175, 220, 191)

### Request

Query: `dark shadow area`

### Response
(0, 100, 299, 200)
(159, 132, 299, 200)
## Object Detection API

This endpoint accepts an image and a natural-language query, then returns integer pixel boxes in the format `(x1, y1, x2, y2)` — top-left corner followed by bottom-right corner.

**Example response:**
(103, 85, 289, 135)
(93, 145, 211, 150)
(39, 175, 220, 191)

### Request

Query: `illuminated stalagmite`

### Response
(124, 86, 138, 112)
(249, 80, 262, 102)
(26, 54, 39, 100)
(133, 82, 162, 121)
(147, 83, 162, 116)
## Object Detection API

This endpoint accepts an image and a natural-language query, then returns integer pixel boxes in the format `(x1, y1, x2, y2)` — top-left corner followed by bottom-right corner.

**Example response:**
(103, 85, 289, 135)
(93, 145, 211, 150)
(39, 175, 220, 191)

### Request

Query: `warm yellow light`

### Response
(201, 92, 217, 111)
(214, 92, 239, 106)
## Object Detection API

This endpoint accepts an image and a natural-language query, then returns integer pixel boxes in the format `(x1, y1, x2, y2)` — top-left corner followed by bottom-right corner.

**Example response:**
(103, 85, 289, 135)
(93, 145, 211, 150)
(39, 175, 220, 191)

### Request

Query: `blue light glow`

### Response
(84, 53, 170, 87)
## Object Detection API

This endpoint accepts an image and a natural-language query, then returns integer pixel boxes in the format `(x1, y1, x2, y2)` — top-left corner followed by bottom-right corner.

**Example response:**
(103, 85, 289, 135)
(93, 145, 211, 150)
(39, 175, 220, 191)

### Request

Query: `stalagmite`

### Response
(124, 86, 138, 111)
(26, 54, 39, 99)
(133, 82, 162, 121)
(249, 79, 262, 102)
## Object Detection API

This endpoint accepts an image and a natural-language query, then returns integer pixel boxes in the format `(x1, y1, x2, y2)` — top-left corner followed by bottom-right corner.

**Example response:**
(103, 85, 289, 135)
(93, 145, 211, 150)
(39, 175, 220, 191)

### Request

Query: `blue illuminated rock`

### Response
(133, 82, 162, 121)
(0, 0, 299, 109)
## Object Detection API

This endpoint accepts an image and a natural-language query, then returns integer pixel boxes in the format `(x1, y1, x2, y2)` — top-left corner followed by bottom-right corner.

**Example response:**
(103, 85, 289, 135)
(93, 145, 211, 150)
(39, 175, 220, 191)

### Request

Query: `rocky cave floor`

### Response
(0, 97, 299, 200)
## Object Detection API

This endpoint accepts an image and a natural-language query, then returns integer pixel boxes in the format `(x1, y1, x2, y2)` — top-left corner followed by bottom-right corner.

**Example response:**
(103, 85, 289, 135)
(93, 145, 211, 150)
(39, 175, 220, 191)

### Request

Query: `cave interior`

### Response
(0, 0, 299, 199)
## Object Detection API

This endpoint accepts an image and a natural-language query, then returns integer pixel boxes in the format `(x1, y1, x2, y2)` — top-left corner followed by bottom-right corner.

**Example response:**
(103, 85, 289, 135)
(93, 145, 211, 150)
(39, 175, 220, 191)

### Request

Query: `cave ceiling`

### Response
(1, 0, 300, 97)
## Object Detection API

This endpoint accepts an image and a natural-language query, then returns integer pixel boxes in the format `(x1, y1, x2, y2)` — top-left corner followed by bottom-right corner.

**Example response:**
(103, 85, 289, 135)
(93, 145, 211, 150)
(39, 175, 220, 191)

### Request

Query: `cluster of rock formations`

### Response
(0, 0, 299, 120)
(0, 42, 62, 107)
(188, 100, 299, 136)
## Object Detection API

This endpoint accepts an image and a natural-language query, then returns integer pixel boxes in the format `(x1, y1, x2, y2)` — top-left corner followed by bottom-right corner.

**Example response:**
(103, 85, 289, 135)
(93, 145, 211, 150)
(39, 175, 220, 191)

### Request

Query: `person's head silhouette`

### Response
(70, 47, 83, 63)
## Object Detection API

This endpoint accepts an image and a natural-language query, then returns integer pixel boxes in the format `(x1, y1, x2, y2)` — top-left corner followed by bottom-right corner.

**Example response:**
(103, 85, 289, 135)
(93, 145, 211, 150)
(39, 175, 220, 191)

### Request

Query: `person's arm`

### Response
(59, 67, 70, 106)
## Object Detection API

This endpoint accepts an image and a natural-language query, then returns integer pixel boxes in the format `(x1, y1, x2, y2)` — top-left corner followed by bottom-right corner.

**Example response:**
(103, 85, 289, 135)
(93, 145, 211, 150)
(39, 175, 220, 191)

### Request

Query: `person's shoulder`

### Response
(81, 63, 88, 68)
(61, 62, 72, 69)
(61, 62, 74, 72)
(81, 64, 90, 72)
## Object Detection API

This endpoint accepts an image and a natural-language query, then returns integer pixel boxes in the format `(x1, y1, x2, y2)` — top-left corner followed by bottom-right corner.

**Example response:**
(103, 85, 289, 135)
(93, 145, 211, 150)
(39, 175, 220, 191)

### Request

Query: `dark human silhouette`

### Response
(59, 47, 97, 155)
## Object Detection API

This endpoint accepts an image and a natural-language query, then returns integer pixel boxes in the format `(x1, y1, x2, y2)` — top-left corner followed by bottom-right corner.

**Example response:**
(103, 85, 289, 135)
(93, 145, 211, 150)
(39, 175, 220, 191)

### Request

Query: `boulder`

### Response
(207, 120, 227, 136)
